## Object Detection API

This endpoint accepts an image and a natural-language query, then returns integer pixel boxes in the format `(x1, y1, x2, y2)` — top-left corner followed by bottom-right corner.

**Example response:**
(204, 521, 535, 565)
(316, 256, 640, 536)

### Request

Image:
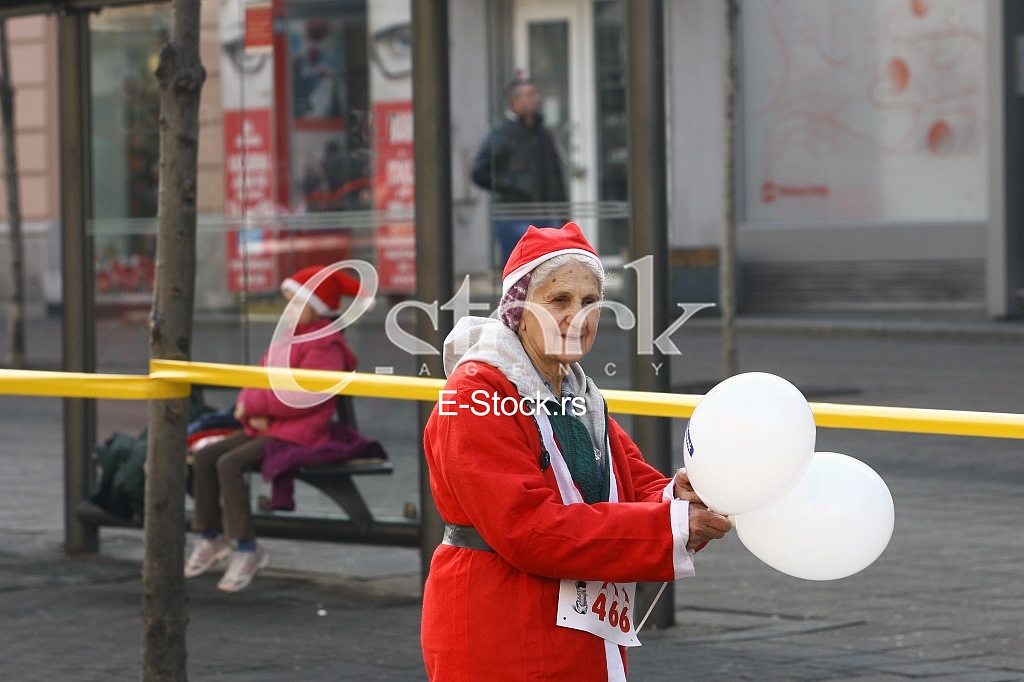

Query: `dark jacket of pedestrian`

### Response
(471, 110, 568, 205)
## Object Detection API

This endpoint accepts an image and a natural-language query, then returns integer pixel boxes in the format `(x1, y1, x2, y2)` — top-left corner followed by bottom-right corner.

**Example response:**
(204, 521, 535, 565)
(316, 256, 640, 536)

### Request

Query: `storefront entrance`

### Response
(506, 0, 628, 257)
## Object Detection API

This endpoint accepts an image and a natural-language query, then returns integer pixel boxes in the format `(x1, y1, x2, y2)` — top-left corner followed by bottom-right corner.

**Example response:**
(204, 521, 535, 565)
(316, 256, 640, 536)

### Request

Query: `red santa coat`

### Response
(422, 361, 683, 681)
(236, 317, 357, 447)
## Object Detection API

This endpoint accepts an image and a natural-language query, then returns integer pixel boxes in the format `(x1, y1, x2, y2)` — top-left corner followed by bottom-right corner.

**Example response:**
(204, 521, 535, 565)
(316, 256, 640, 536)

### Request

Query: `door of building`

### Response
(512, 0, 598, 246)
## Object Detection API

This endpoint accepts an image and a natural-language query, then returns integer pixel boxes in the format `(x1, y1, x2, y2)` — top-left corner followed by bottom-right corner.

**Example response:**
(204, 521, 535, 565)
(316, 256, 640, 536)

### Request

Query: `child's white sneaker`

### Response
(217, 546, 270, 593)
(184, 537, 232, 579)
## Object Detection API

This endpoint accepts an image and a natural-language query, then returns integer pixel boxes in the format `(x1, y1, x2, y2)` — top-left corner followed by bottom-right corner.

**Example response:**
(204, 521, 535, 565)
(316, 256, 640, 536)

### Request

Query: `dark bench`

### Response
(283, 458, 395, 524)
(76, 396, 420, 548)
(251, 457, 418, 547)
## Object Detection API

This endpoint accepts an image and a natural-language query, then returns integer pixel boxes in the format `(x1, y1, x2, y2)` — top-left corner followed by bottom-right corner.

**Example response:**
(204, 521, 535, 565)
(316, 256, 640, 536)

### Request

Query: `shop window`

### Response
(89, 3, 168, 304)
(226, 0, 414, 299)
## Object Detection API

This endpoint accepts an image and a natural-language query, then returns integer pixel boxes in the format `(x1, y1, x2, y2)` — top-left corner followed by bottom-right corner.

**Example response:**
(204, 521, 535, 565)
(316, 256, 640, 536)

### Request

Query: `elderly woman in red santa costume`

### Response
(421, 223, 733, 681)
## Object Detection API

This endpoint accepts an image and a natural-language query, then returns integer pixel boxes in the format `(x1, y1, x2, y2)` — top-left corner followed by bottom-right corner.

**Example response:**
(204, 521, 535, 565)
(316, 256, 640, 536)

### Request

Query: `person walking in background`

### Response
(472, 78, 568, 263)
(184, 264, 375, 593)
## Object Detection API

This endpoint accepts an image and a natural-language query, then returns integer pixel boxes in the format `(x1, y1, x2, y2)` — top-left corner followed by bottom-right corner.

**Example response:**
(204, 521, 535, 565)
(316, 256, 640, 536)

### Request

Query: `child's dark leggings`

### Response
(192, 431, 268, 542)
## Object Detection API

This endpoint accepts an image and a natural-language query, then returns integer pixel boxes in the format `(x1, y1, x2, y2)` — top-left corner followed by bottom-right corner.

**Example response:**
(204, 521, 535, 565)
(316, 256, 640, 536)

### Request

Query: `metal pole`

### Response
(722, 0, 739, 376)
(1000, 0, 1024, 317)
(626, 0, 674, 629)
(1, 19, 28, 369)
(411, 0, 453, 579)
(58, 9, 97, 554)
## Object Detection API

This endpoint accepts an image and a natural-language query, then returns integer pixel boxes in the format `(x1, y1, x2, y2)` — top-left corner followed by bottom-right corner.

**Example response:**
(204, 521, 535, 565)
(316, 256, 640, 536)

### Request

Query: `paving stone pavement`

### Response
(1, 314, 1023, 681)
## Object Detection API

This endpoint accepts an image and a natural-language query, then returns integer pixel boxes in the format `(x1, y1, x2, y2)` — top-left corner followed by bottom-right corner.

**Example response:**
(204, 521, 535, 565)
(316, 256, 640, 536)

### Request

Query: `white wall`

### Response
(666, 0, 728, 250)
(0, 221, 55, 315)
(449, 0, 492, 276)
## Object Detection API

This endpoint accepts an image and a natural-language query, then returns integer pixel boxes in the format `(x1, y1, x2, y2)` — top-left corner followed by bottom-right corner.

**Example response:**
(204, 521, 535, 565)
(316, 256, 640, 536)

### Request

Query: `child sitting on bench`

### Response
(185, 264, 382, 593)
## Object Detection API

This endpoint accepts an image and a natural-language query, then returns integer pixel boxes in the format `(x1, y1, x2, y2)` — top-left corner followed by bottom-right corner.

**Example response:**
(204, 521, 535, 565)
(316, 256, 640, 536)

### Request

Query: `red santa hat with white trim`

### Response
(501, 222, 601, 296)
(280, 265, 362, 316)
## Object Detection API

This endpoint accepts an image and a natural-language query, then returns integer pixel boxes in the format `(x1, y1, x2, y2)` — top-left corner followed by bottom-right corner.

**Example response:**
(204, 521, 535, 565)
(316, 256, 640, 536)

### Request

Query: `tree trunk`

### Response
(141, 1, 204, 680)
(0, 20, 26, 369)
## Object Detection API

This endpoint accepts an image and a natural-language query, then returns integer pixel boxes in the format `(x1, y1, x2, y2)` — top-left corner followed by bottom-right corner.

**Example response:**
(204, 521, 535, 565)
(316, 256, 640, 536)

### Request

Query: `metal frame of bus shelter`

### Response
(2, 2, 672, 602)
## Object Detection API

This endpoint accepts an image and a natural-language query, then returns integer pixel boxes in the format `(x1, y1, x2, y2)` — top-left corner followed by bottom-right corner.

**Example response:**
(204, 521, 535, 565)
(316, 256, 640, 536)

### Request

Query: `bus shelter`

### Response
(0, 0, 674, 607)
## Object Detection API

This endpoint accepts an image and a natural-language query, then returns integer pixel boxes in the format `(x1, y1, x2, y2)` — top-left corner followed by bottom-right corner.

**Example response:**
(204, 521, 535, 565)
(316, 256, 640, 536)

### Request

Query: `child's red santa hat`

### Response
(280, 265, 362, 316)
(501, 222, 601, 296)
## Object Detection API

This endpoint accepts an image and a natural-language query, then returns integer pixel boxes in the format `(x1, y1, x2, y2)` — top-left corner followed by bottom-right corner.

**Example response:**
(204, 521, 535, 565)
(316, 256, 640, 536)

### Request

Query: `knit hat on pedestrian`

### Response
(501, 222, 601, 296)
(280, 265, 362, 316)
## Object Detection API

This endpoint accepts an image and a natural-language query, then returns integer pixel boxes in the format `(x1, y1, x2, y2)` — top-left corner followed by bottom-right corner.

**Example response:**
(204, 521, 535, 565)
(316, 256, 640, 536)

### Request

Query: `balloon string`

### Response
(635, 581, 668, 634)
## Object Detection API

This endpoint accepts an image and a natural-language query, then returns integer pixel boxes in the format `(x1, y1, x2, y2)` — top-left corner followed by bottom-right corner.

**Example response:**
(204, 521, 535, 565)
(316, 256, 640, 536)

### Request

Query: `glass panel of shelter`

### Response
(85, 0, 419, 524)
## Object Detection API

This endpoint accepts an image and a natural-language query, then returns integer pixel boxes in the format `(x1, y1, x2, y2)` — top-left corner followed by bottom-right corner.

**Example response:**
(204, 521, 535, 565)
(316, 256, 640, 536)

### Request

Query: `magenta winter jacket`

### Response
(237, 318, 357, 448)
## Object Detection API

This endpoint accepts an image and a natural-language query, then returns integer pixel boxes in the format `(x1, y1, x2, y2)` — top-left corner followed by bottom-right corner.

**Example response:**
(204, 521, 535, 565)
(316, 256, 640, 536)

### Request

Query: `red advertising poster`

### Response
(373, 100, 416, 293)
(224, 108, 278, 292)
(244, 2, 273, 54)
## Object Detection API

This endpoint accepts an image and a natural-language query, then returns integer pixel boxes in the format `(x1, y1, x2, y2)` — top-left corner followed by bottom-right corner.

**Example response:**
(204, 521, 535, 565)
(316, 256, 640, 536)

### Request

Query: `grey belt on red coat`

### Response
(442, 523, 494, 552)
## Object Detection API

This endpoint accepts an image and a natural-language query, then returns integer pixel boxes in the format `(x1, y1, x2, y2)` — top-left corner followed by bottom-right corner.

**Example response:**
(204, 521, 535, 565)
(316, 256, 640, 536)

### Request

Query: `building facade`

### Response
(0, 0, 1017, 320)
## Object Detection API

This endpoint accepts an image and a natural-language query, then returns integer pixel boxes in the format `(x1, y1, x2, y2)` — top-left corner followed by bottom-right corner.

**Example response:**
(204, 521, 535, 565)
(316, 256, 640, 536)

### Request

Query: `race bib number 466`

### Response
(556, 579, 641, 647)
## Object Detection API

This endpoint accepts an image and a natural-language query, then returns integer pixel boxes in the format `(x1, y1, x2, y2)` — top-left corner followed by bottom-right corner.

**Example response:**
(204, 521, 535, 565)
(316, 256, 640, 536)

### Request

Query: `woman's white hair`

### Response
(525, 253, 606, 299)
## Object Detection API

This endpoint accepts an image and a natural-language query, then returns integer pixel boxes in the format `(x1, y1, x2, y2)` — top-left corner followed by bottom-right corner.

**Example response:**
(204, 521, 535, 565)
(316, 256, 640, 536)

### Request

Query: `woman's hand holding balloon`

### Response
(686, 503, 733, 550)
(674, 467, 732, 549)
(672, 468, 702, 503)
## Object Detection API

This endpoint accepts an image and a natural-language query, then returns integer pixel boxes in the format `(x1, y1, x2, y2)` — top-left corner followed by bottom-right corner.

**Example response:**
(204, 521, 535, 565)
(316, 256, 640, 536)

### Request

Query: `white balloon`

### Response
(682, 372, 815, 515)
(734, 452, 895, 581)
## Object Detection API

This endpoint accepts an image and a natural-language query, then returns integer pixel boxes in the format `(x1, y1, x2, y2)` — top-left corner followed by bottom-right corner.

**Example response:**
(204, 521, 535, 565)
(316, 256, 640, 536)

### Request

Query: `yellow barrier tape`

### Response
(601, 388, 1024, 438)
(808, 401, 1024, 440)
(149, 359, 446, 401)
(603, 388, 702, 418)
(4, 361, 1024, 439)
(149, 360, 1024, 439)
(0, 368, 189, 400)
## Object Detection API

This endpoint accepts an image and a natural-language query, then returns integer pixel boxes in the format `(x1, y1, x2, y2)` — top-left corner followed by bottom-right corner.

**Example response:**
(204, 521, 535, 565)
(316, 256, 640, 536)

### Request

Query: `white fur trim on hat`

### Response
(501, 248, 602, 296)
(280, 277, 333, 315)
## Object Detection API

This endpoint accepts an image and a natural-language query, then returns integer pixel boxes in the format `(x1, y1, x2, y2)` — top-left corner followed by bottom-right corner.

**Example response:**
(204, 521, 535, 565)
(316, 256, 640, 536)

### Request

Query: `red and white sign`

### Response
(224, 108, 277, 292)
(373, 100, 416, 293)
(742, 0, 985, 222)
(244, 2, 273, 54)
